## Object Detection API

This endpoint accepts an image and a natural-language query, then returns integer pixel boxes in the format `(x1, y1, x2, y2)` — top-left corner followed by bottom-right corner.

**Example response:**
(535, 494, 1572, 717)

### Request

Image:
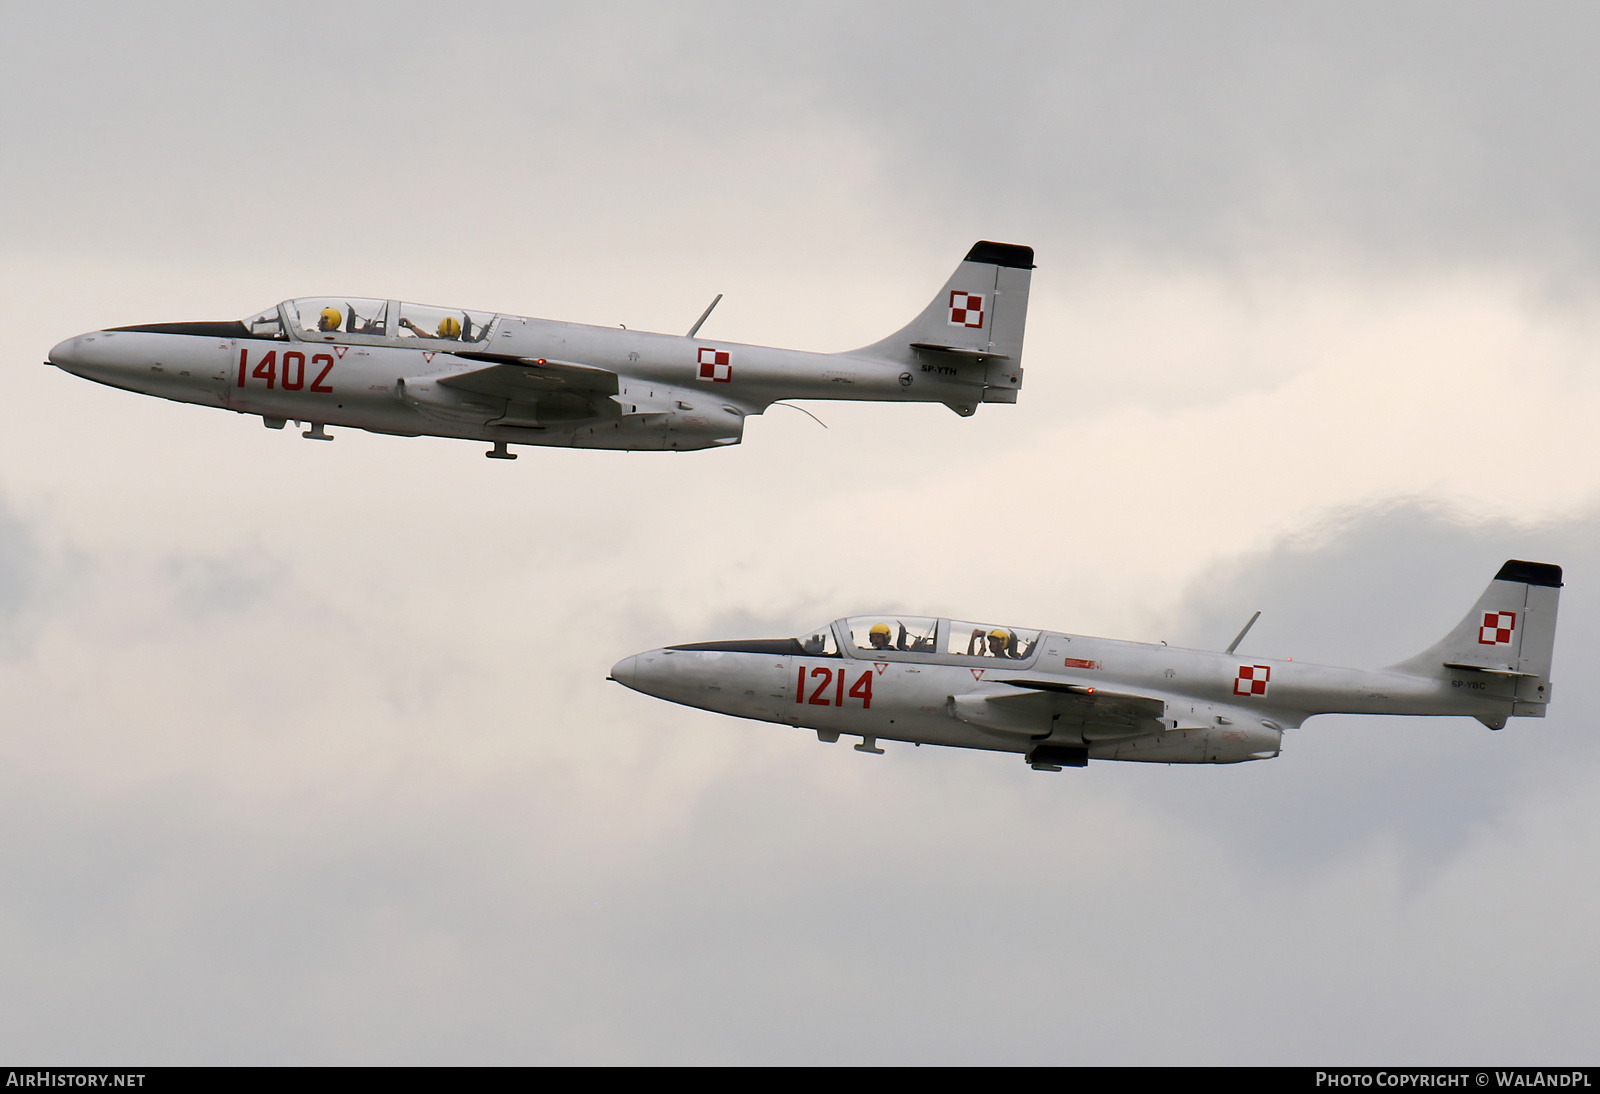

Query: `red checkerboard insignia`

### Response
(1478, 611, 1516, 646)
(948, 290, 984, 329)
(1233, 664, 1270, 697)
(697, 347, 731, 382)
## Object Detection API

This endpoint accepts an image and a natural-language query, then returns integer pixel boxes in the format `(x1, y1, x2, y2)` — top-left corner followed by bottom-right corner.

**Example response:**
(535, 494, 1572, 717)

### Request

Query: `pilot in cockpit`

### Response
(868, 623, 894, 651)
(400, 316, 462, 340)
(986, 628, 1015, 658)
(317, 307, 343, 333)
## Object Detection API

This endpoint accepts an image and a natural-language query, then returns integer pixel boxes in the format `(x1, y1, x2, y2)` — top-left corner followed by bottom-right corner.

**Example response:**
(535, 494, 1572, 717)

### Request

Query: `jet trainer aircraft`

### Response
(609, 561, 1562, 769)
(47, 242, 1033, 457)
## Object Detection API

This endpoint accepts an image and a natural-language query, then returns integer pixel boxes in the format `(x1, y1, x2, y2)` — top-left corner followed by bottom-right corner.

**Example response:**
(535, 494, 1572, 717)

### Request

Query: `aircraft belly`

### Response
(874, 714, 1025, 752)
(228, 384, 430, 434)
(1090, 723, 1281, 764)
(1092, 733, 1206, 763)
(73, 334, 786, 451)
(216, 345, 599, 443)
(141, 372, 230, 408)
(791, 708, 1033, 753)
(771, 659, 1007, 751)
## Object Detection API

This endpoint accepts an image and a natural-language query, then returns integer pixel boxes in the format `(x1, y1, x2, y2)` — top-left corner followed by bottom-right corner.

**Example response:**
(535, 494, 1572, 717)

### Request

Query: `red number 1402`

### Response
(237, 349, 334, 393)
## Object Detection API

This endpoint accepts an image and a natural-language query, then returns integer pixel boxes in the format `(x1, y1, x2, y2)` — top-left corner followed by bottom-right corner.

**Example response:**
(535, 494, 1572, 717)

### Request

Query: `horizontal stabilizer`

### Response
(1441, 662, 1540, 678)
(909, 342, 1011, 360)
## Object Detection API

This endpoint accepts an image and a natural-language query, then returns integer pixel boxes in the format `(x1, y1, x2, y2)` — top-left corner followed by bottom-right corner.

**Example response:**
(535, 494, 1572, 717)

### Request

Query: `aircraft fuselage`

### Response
(611, 568, 1558, 768)
(49, 241, 1035, 454)
(49, 314, 1012, 451)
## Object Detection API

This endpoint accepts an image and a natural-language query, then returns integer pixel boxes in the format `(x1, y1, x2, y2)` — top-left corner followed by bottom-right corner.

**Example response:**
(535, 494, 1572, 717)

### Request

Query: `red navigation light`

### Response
(536, 358, 546, 365)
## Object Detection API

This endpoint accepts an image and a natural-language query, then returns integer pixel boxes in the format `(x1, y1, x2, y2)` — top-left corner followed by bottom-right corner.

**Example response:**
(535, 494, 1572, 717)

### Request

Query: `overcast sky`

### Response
(3, 1, 1600, 1063)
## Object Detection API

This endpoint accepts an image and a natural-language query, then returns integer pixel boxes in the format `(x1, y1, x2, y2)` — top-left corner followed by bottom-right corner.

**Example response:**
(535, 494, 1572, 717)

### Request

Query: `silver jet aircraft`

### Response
(609, 561, 1561, 768)
(46, 242, 1032, 457)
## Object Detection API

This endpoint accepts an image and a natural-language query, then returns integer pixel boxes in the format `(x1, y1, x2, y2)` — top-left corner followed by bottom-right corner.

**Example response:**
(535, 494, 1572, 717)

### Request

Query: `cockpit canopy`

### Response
(847, 616, 939, 654)
(676, 618, 1048, 661)
(797, 624, 839, 656)
(945, 619, 1042, 660)
(241, 299, 499, 346)
(243, 306, 286, 339)
(806, 617, 1043, 661)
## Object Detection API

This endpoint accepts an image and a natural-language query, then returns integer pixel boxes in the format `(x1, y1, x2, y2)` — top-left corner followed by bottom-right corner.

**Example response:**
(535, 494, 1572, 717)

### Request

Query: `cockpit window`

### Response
(848, 616, 938, 654)
(796, 624, 839, 657)
(397, 302, 493, 344)
(948, 621, 1041, 660)
(289, 298, 390, 340)
(242, 306, 287, 340)
(282, 297, 497, 346)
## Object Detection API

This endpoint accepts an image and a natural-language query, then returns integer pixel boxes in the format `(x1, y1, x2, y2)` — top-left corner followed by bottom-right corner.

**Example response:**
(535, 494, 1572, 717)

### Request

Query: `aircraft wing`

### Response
(439, 351, 620, 398)
(997, 679, 1167, 740)
(949, 680, 1167, 739)
(997, 679, 1167, 721)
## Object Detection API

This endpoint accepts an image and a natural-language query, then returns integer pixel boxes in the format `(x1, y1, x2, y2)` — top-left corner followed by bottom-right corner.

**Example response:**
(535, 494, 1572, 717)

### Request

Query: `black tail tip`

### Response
(1496, 560, 1563, 587)
(965, 241, 1035, 269)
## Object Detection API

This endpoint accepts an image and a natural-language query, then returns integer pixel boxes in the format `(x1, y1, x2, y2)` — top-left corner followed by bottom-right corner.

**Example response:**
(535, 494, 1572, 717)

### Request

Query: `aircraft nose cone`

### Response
(47, 336, 83, 372)
(609, 655, 638, 689)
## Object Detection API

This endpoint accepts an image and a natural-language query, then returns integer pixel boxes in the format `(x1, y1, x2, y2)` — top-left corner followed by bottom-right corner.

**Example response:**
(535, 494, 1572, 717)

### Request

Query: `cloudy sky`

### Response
(3, 0, 1600, 1063)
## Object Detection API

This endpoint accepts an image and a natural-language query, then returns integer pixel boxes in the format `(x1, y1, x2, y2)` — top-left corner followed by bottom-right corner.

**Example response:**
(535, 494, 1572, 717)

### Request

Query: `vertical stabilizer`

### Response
(853, 241, 1034, 409)
(1390, 560, 1563, 719)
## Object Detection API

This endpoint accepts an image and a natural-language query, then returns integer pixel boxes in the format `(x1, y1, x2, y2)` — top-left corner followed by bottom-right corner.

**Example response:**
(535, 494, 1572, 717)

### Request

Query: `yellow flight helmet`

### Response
(436, 316, 462, 338)
(869, 623, 892, 637)
(988, 628, 1011, 642)
(318, 306, 342, 331)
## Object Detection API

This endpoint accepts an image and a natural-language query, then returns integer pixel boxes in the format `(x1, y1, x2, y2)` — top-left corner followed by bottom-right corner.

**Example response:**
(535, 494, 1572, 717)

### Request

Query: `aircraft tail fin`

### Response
(1389, 560, 1563, 721)
(853, 241, 1034, 406)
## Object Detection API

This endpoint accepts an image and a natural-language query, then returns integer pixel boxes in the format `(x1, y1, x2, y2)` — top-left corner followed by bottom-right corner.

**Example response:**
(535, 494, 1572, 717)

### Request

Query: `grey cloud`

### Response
(14, 2, 1600, 274)
(1151, 500, 1600, 873)
(8, 1, 1600, 1066)
(778, 2, 1600, 271)
(0, 502, 32, 621)
(163, 548, 287, 620)
(3, 500, 1598, 1063)
(0, 501, 37, 656)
